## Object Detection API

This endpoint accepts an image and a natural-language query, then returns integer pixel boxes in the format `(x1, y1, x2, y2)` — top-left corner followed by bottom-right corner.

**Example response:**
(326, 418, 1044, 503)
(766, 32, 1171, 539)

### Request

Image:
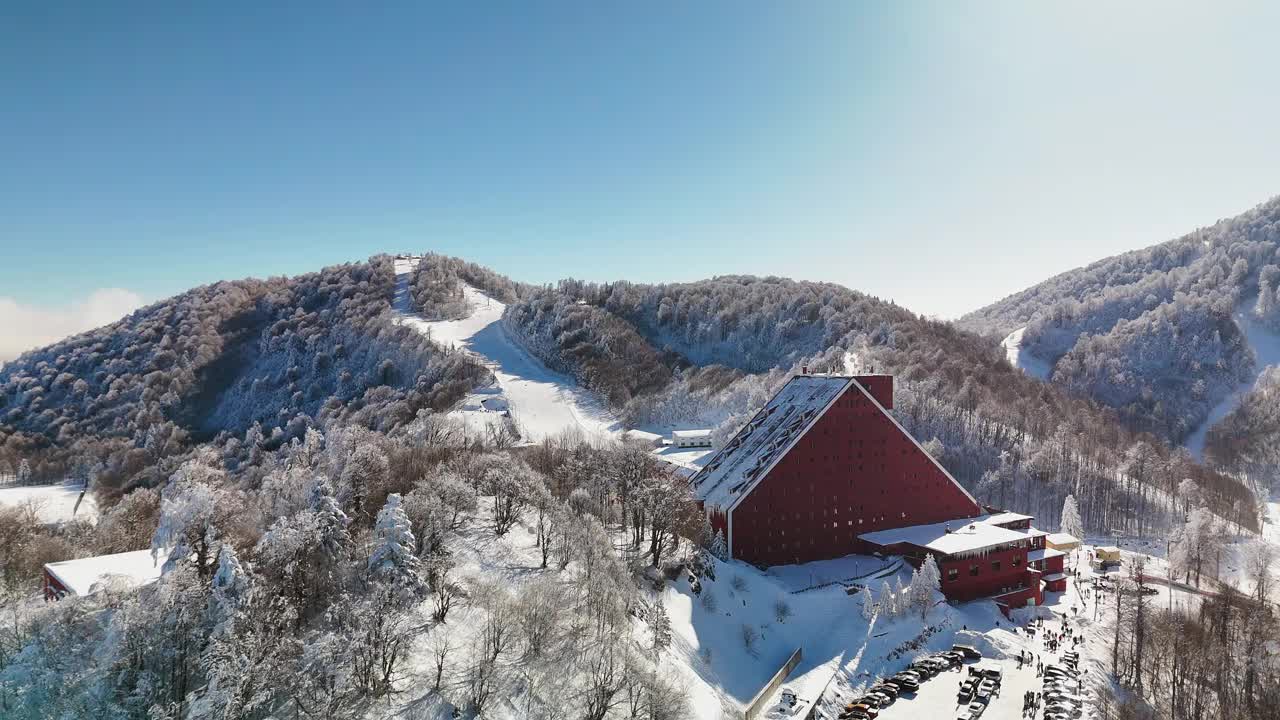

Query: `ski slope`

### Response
(1185, 295, 1280, 459)
(1000, 327, 1052, 381)
(392, 258, 623, 443)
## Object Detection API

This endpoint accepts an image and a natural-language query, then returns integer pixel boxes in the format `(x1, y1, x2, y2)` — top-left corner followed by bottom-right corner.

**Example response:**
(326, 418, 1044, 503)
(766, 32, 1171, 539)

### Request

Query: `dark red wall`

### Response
(728, 384, 982, 567)
(853, 375, 894, 410)
(937, 548, 1038, 602)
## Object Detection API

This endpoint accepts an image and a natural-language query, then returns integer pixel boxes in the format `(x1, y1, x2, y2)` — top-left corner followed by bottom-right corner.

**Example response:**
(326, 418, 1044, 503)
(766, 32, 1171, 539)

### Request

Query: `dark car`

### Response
(871, 683, 899, 699)
(910, 662, 937, 678)
(952, 644, 982, 660)
(891, 675, 920, 692)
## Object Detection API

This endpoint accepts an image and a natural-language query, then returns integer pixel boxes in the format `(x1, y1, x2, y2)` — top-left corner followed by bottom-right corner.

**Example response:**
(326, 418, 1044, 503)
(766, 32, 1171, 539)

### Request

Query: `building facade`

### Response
(691, 374, 1064, 610)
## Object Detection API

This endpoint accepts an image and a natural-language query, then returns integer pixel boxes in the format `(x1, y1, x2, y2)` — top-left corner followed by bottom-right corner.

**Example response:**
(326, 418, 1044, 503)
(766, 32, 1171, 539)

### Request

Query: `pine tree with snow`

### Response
(709, 529, 729, 561)
(913, 555, 941, 619)
(649, 600, 672, 658)
(860, 585, 876, 621)
(310, 477, 351, 559)
(1060, 494, 1084, 550)
(209, 544, 249, 635)
(1257, 265, 1280, 319)
(879, 580, 897, 617)
(368, 493, 421, 586)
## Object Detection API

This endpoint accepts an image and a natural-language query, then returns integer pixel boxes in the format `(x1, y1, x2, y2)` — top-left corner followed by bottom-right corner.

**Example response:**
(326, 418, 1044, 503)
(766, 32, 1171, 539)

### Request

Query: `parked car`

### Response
(967, 701, 986, 717)
(909, 662, 936, 678)
(871, 683, 899, 699)
(952, 644, 982, 660)
(942, 651, 964, 667)
(957, 684, 974, 702)
(982, 666, 1004, 684)
(892, 675, 920, 692)
(858, 694, 888, 709)
(1045, 702, 1082, 718)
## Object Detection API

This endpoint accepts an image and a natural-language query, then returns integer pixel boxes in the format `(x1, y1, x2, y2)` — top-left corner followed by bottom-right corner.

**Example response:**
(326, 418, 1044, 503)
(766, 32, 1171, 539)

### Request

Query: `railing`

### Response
(743, 647, 803, 720)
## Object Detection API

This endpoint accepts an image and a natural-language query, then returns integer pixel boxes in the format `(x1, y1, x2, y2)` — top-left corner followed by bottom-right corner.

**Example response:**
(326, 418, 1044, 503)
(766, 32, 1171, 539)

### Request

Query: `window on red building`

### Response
(969, 565, 979, 577)
(992, 560, 1001, 572)
(947, 568, 958, 582)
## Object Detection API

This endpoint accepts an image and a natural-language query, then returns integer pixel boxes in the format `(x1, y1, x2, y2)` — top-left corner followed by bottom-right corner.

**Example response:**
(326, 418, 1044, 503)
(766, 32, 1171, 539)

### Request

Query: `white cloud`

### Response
(0, 289, 146, 362)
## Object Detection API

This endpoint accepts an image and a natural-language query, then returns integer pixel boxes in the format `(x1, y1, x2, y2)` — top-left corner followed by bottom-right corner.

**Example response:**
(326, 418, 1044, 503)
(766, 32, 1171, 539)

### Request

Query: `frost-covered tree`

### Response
(708, 528, 728, 561)
(341, 444, 388, 521)
(649, 599, 672, 657)
(1060, 494, 1084, 541)
(860, 585, 876, 621)
(879, 579, 898, 618)
(152, 457, 233, 578)
(209, 544, 248, 632)
(368, 493, 420, 586)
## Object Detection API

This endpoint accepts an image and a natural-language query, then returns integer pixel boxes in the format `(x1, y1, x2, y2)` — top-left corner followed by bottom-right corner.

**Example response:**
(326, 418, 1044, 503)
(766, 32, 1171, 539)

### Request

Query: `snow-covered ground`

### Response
(0, 480, 96, 524)
(391, 258, 624, 444)
(1000, 327, 1052, 381)
(1185, 295, 1280, 459)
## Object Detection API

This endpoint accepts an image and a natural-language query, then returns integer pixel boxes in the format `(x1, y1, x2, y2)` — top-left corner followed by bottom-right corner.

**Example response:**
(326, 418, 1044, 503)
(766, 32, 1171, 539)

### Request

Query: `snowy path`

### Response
(1184, 295, 1280, 459)
(391, 258, 623, 443)
(1000, 327, 1052, 381)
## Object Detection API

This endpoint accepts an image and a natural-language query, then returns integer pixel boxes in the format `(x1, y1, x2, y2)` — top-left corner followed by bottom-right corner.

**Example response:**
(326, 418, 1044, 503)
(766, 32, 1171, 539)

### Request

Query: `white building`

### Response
(671, 429, 714, 449)
(43, 549, 169, 600)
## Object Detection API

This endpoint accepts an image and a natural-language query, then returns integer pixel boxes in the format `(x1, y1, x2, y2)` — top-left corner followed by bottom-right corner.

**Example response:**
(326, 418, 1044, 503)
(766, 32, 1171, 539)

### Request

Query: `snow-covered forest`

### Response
(499, 270, 1257, 537)
(0, 420, 708, 719)
(0, 257, 491, 496)
(0, 246, 1272, 720)
(961, 195, 1280, 453)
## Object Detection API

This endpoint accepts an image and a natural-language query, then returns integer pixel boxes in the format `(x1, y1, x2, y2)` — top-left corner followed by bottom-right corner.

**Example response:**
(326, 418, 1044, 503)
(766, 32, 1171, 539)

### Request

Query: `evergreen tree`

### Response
(368, 493, 421, 586)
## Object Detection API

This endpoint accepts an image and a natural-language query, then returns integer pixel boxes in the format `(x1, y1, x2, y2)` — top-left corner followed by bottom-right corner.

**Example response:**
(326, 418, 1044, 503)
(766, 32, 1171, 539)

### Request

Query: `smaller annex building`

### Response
(43, 549, 167, 601)
(1046, 532, 1081, 553)
(859, 512, 1065, 609)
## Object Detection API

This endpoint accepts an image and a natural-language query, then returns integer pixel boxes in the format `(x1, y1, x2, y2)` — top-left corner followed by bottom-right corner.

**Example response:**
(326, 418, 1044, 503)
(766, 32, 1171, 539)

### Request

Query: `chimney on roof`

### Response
(853, 375, 893, 409)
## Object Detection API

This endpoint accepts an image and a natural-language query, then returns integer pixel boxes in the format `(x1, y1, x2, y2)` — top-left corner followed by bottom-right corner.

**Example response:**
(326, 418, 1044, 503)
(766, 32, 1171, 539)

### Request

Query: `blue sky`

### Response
(3, 2, 1280, 332)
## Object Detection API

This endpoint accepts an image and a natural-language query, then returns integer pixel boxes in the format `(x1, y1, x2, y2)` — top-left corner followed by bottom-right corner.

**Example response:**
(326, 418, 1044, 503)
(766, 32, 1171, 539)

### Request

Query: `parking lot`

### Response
(865, 651, 1041, 720)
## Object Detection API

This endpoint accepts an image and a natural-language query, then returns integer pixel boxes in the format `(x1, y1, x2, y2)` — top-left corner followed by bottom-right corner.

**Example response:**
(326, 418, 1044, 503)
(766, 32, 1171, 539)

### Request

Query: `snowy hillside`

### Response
(963, 195, 1280, 451)
(1184, 294, 1280, 459)
(999, 327, 1051, 381)
(0, 480, 96, 524)
(392, 257, 623, 443)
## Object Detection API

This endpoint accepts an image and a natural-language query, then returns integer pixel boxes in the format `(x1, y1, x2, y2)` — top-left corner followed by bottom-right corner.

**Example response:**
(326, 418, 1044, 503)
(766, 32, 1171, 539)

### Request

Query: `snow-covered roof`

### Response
(984, 511, 1033, 526)
(1096, 545, 1121, 554)
(671, 429, 713, 439)
(1042, 573, 1068, 583)
(1046, 532, 1080, 546)
(859, 515, 1032, 557)
(1028, 548, 1065, 562)
(44, 549, 168, 597)
(691, 376, 852, 509)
